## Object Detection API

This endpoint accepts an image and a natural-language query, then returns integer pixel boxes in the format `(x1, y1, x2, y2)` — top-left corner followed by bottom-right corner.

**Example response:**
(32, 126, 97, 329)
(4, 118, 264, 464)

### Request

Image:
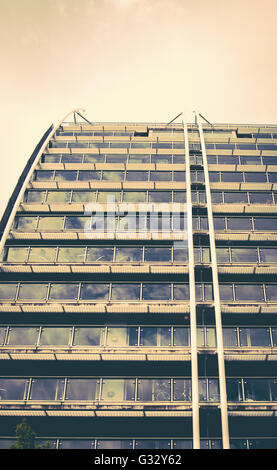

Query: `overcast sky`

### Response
(0, 0, 276, 218)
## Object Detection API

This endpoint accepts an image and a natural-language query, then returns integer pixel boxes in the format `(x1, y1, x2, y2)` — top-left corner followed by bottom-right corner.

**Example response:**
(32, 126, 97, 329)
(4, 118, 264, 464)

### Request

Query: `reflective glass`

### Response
(28, 247, 56, 263)
(47, 191, 71, 203)
(198, 379, 207, 401)
(173, 247, 188, 262)
(83, 154, 104, 163)
(97, 191, 121, 203)
(174, 171, 186, 181)
(123, 191, 147, 203)
(106, 327, 131, 347)
(223, 328, 238, 347)
(173, 328, 189, 346)
(5, 247, 28, 263)
(227, 217, 252, 231)
(81, 284, 110, 300)
(8, 327, 38, 345)
(49, 283, 79, 300)
(144, 247, 171, 262)
(135, 440, 171, 449)
(102, 171, 124, 181)
(244, 379, 270, 401)
(211, 192, 223, 204)
(0, 378, 27, 400)
(249, 192, 273, 204)
(65, 216, 90, 230)
(213, 218, 226, 231)
(111, 284, 140, 300)
(59, 440, 92, 449)
(65, 379, 99, 400)
(101, 379, 135, 401)
(208, 379, 220, 401)
(61, 154, 83, 163)
(150, 172, 171, 181)
(254, 218, 277, 231)
(149, 191, 172, 203)
(219, 284, 233, 301)
(86, 247, 114, 262)
(152, 155, 172, 164)
(173, 191, 186, 203)
(115, 247, 142, 262)
(240, 156, 261, 165)
(239, 328, 271, 347)
(79, 171, 101, 181)
(137, 379, 171, 401)
(244, 172, 267, 183)
(173, 379, 191, 401)
(26, 191, 45, 203)
(55, 171, 77, 181)
(128, 154, 150, 164)
(30, 379, 63, 400)
(0, 283, 17, 300)
(37, 217, 64, 231)
(73, 327, 102, 346)
(173, 440, 193, 449)
(142, 284, 171, 300)
(106, 155, 127, 163)
(224, 192, 248, 204)
(40, 328, 71, 346)
(260, 248, 277, 263)
(16, 216, 37, 231)
(268, 173, 277, 183)
(226, 379, 242, 402)
(18, 283, 47, 300)
(97, 440, 132, 449)
(35, 171, 54, 181)
(72, 191, 96, 203)
(221, 172, 243, 182)
(265, 285, 277, 301)
(0, 327, 6, 345)
(263, 156, 277, 165)
(231, 248, 258, 263)
(139, 328, 157, 346)
(235, 284, 264, 301)
(173, 284, 189, 300)
(206, 328, 216, 347)
(57, 247, 85, 263)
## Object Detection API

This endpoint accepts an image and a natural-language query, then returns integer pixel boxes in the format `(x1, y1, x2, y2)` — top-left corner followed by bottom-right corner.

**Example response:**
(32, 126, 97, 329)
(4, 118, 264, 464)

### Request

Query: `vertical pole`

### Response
(183, 115, 200, 449)
(197, 114, 230, 449)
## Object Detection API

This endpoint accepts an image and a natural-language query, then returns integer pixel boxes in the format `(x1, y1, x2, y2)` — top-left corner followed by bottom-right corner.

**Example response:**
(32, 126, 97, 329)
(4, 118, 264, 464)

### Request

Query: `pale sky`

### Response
(0, 0, 276, 218)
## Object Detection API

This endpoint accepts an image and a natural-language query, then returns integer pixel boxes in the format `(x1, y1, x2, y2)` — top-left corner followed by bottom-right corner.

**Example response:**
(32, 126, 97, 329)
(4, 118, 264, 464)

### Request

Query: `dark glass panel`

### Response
(49, 283, 79, 300)
(227, 217, 252, 231)
(137, 379, 171, 401)
(142, 284, 171, 300)
(65, 379, 99, 400)
(173, 284, 189, 300)
(144, 247, 171, 262)
(173, 379, 191, 401)
(115, 247, 142, 262)
(86, 247, 114, 262)
(0, 379, 27, 400)
(221, 172, 243, 182)
(249, 192, 273, 204)
(231, 248, 258, 263)
(234, 284, 264, 301)
(139, 328, 157, 346)
(244, 172, 267, 183)
(30, 379, 63, 400)
(111, 283, 140, 300)
(149, 191, 172, 203)
(55, 171, 77, 181)
(254, 218, 277, 231)
(102, 171, 124, 181)
(57, 247, 85, 263)
(260, 248, 277, 263)
(73, 327, 102, 346)
(224, 192, 248, 204)
(81, 284, 110, 300)
(244, 379, 270, 401)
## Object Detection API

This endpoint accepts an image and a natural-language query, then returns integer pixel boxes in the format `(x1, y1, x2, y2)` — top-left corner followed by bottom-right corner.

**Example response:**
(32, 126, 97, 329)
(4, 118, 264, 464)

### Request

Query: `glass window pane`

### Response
(160, 327, 171, 346)
(221, 172, 243, 182)
(57, 247, 85, 263)
(227, 217, 252, 231)
(86, 247, 114, 262)
(111, 284, 140, 300)
(142, 284, 171, 300)
(28, 247, 56, 263)
(149, 191, 172, 203)
(97, 191, 121, 203)
(137, 379, 170, 401)
(216, 248, 229, 264)
(80, 284, 110, 300)
(244, 173, 267, 182)
(35, 171, 54, 181)
(173, 191, 186, 203)
(173, 327, 190, 346)
(61, 154, 83, 163)
(18, 283, 47, 300)
(240, 156, 261, 165)
(123, 191, 147, 203)
(49, 283, 79, 300)
(173, 379, 191, 401)
(173, 247, 188, 262)
(249, 192, 273, 204)
(239, 328, 271, 347)
(65, 216, 90, 230)
(72, 191, 96, 203)
(102, 171, 124, 181)
(235, 284, 264, 301)
(5, 247, 28, 263)
(150, 172, 171, 181)
(224, 192, 248, 204)
(59, 440, 92, 449)
(213, 218, 226, 231)
(16, 216, 37, 231)
(244, 379, 270, 401)
(30, 379, 62, 400)
(106, 155, 127, 163)
(0, 283, 17, 300)
(231, 248, 258, 263)
(106, 327, 131, 347)
(140, 327, 157, 346)
(223, 328, 238, 347)
(101, 379, 135, 401)
(208, 379, 220, 401)
(254, 218, 277, 231)
(174, 171, 186, 181)
(126, 171, 148, 181)
(128, 154, 150, 164)
(144, 247, 171, 262)
(268, 173, 277, 183)
(37, 217, 64, 231)
(47, 191, 71, 203)
(260, 248, 277, 263)
(206, 328, 216, 347)
(115, 247, 142, 262)
(199, 379, 207, 401)
(226, 379, 242, 402)
(40, 328, 71, 346)
(0, 379, 27, 400)
(173, 284, 189, 300)
(26, 191, 45, 203)
(65, 379, 99, 400)
(219, 284, 233, 301)
(211, 192, 223, 204)
(55, 171, 77, 181)
(265, 285, 277, 301)
(97, 440, 132, 449)
(8, 327, 38, 345)
(135, 440, 171, 449)
(73, 327, 102, 346)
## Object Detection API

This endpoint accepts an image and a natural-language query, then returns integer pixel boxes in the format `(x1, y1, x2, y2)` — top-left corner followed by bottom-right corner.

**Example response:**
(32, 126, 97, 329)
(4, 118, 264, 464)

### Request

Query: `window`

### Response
(81, 284, 110, 300)
(123, 191, 147, 203)
(40, 328, 71, 346)
(173, 379, 191, 401)
(57, 247, 85, 263)
(37, 217, 64, 231)
(0, 379, 27, 400)
(115, 247, 142, 262)
(150, 172, 171, 182)
(249, 192, 273, 204)
(73, 327, 102, 346)
(137, 379, 171, 401)
(30, 379, 63, 401)
(265, 285, 277, 301)
(224, 192, 248, 204)
(0, 283, 17, 300)
(144, 247, 171, 262)
(142, 284, 171, 300)
(47, 191, 71, 203)
(55, 171, 77, 181)
(149, 191, 172, 203)
(234, 284, 264, 301)
(231, 248, 258, 263)
(72, 191, 96, 203)
(86, 246, 114, 262)
(244, 172, 267, 183)
(4, 247, 28, 263)
(254, 218, 277, 231)
(111, 283, 140, 300)
(227, 217, 252, 231)
(260, 248, 277, 263)
(49, 283, 79, 300)
(101, 379, 135, 401)
(126, 171, 148, 181)
(221, 172, 243, 182)
(18, 283, 48, 300)
(65, 379, 99, 400)
(239, 328, 271, 347)
(7, 327, 38, 346)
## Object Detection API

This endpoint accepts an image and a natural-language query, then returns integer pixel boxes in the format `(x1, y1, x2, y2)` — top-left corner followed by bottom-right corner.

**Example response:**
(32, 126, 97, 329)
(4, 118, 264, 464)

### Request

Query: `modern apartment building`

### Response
(1, 110, 277, 449)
